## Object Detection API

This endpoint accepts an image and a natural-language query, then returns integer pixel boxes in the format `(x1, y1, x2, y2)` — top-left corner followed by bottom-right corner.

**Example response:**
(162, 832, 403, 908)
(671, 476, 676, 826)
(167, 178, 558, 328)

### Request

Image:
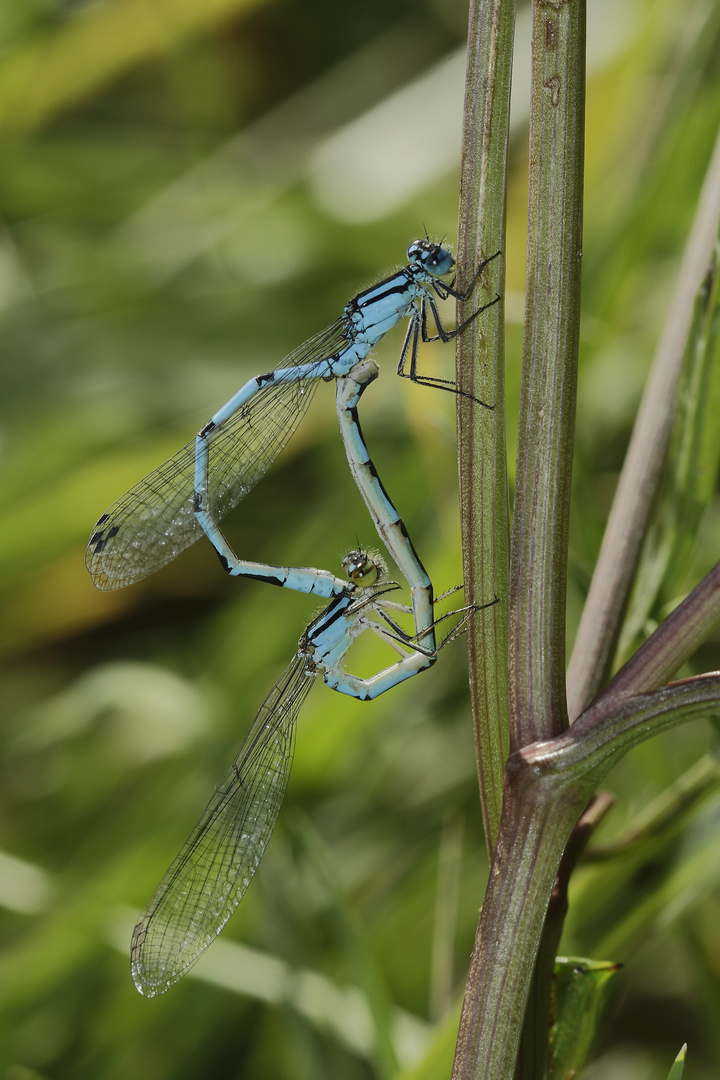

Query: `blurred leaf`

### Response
(288, 812, 402, 1079)
(584, 753, 720, 860)
(666, 1043, 687, 1080)
(0, 0, 269, 134)
(567, 784, 720, 958)
(390, 1001, 460, 1080)
(619, 231, 720, 661)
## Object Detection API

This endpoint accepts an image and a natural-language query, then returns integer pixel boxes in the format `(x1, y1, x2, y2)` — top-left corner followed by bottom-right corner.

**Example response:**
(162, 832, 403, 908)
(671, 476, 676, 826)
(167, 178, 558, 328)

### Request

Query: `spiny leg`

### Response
(395, 292, 499, 406)
(318, 590, 497, 702)
(434, 249, 502, 303)
(316, 599, 436, 702)
(421, 290, 501, 348)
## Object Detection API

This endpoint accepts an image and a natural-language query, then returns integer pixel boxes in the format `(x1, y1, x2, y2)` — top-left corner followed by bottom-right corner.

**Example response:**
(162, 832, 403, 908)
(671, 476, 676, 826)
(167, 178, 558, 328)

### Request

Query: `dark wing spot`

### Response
(90, 524, 120, 553)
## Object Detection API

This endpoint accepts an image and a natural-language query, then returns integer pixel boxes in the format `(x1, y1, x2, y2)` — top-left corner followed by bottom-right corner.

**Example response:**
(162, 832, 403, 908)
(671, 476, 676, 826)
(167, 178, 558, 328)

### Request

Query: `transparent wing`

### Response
(86, 318, 350, 590)
(131, 655, 314, 997)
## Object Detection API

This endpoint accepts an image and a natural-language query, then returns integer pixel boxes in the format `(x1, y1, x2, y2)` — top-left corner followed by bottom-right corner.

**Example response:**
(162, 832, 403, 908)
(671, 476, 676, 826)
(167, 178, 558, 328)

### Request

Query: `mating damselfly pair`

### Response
(86, 238, 500, 996)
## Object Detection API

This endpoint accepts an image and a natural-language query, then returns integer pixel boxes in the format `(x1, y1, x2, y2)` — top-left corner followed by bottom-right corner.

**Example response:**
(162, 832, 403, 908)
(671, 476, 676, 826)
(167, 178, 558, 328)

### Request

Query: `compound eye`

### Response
(355, 560, 379, 585)
(342, 550, 380, 586)
(429, 247, 454, 276)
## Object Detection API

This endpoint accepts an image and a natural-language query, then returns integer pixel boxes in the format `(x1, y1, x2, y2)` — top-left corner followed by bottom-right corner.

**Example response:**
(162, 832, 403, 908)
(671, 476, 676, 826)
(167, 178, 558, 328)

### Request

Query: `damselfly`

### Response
(87, 241, 499, 593)
(131, 551, 460, 997)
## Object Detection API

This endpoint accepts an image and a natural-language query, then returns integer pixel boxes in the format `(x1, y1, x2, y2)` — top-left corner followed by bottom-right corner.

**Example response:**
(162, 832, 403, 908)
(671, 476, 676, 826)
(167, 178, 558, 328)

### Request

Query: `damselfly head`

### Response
(341, 548, 387, 587)
(407, 239, 455, 278)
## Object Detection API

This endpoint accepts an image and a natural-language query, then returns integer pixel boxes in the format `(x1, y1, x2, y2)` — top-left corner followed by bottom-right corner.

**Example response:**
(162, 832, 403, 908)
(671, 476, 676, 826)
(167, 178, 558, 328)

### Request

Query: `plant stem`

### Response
(452, 672, 720, 1080)
(451, 758, 594, 1080)
(456, 0, 515, 850)
(453, 1, 586, 1073)
(515, 793, 614, 1080)
(567, 124, 720, 720)
(530, 674, 720, 780)
(508, 0, 585, 752)
(593, 556, 720, 702)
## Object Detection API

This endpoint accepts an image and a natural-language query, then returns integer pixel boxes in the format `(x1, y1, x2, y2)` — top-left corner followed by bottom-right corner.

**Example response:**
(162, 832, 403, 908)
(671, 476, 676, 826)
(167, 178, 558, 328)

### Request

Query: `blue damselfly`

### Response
(87, 241, 499, 594)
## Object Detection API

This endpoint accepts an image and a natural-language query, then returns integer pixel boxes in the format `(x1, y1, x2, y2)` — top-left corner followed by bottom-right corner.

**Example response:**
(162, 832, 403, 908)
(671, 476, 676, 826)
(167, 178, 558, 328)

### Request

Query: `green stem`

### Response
(508, 0, 585, 751)
(453, 2, 586, 1073)
(566, 124, 720, 719)
(456, 0, 515, 851)
(452, 673, 720, 1080)
(452, 763, 592, 1080)
(594, 556, 720, 702)
(514, 793, 614, 1080)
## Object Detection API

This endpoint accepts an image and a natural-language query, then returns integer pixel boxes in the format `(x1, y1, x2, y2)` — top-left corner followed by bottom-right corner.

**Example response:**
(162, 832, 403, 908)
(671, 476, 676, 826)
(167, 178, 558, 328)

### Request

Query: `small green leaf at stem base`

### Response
(548, 956, 621, 1079)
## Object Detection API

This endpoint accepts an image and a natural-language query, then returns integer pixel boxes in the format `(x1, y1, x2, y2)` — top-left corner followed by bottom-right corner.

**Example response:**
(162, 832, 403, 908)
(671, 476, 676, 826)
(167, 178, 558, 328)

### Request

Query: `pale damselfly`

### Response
(130, 550, 475, 997)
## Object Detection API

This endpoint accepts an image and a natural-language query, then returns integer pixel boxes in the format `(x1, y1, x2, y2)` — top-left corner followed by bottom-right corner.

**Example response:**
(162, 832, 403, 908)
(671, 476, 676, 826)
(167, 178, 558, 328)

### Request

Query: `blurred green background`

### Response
(1, 0, 720, 1077)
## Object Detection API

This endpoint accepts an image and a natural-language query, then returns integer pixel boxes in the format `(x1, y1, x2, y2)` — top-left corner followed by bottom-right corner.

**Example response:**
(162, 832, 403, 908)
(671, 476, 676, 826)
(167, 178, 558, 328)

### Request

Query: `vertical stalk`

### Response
(456, 0, 515, 852)
(453, 3, 586, 1075)
(514, 793, 615, 1079)
(508, 0, 585, 752)
(451, 762, 593, 1080)
(566, 128, 720, 719)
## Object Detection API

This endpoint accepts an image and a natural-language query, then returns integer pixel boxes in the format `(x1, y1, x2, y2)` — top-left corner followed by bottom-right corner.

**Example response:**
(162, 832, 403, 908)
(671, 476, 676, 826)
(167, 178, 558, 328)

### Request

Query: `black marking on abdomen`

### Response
(322, 355, 341, 381)
(243, 570, 284, 588)
(361, 460, 401, 522)
(399, 517, 426, 562)
(199, 419, 216, 437)
(256, 371, 275, 386)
